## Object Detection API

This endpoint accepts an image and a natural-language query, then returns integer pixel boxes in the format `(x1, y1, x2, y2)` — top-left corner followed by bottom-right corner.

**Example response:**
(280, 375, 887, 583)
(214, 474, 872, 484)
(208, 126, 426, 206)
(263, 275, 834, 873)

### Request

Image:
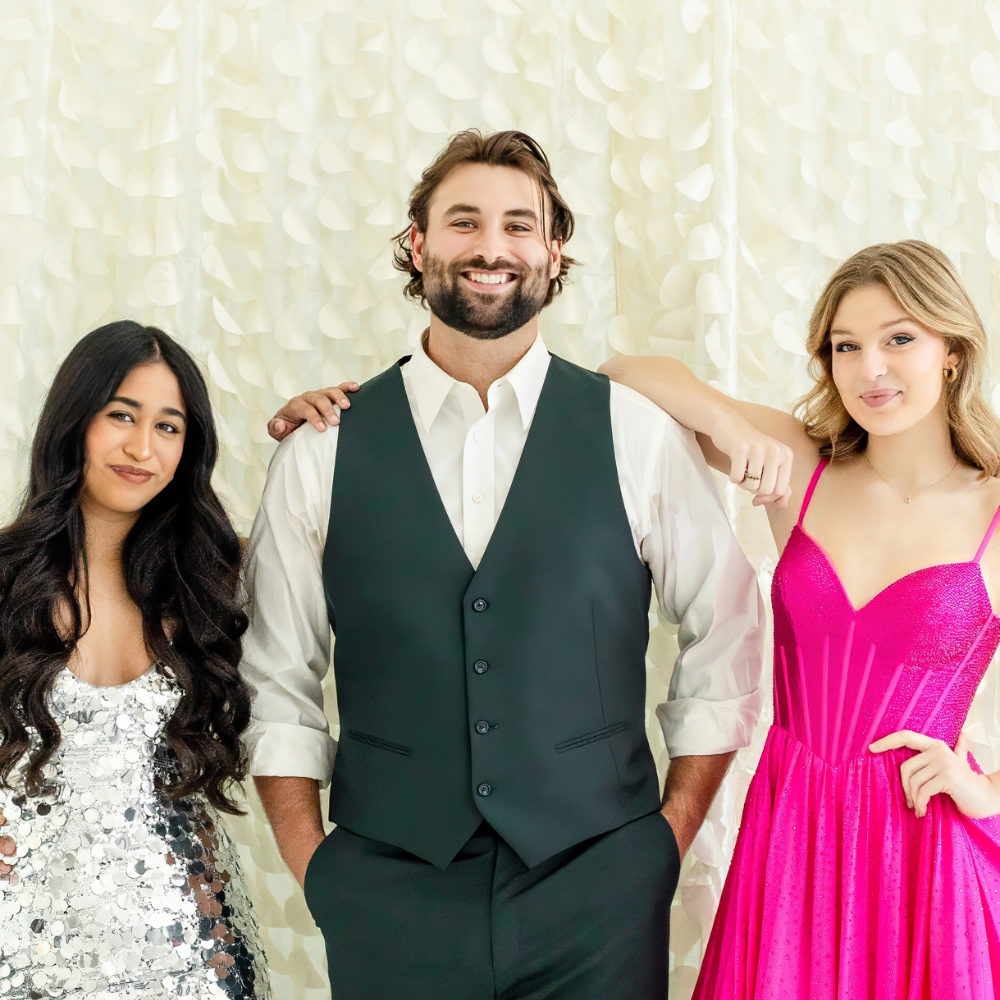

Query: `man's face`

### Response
(411, 163, 562, 340)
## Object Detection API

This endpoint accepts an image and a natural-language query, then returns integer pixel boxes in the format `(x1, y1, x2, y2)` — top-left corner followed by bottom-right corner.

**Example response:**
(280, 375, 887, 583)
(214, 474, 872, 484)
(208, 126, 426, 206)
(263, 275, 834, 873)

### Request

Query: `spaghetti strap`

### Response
(797, 459, 829, 527)
(974, 503, 1000, 562)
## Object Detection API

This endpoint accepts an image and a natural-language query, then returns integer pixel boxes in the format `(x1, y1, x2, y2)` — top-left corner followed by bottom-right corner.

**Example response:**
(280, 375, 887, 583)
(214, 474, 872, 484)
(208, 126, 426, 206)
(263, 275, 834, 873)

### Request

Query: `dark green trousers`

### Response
(304, 811, 680, 1000)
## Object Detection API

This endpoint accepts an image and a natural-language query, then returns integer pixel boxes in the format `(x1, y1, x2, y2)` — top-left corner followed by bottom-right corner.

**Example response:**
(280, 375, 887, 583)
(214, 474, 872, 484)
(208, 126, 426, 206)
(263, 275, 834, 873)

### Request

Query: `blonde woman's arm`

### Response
(599, 355, 817, 508)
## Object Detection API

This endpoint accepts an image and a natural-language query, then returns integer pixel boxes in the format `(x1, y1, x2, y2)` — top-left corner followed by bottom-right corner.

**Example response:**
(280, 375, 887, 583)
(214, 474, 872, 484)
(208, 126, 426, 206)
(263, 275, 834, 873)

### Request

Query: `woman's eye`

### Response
(833, 342, 858, 353)
(157, 423, 180, 434)
(108, 411, 134, 422)
(890, 334, 914, 346)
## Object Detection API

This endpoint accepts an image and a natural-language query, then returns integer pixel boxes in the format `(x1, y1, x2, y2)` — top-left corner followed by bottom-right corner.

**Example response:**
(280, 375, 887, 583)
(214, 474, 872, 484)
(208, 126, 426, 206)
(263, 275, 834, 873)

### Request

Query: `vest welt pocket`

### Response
(347, 729, 412, 756)
(554, 720, 634, 754)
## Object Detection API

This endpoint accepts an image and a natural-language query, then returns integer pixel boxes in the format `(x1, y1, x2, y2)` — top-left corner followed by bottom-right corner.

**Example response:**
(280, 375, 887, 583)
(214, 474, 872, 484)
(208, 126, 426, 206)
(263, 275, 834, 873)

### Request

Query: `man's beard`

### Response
(422, 254, 551, 340)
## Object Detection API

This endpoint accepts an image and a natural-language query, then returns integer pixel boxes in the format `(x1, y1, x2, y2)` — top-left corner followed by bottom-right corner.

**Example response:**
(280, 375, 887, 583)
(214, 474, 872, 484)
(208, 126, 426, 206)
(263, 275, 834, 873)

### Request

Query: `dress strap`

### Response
(797, 458, 829, 527)
(974, 503, 1000, 562)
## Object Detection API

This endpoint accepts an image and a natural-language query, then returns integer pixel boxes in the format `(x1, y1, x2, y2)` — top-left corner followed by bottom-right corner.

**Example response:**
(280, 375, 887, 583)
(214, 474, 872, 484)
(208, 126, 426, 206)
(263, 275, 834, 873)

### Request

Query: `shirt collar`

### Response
(405, 332, 551, 433)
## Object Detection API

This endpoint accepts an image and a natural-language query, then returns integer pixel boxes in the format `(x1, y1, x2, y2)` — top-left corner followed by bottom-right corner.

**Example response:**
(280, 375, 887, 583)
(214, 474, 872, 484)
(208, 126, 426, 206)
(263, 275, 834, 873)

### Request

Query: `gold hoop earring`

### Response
(944, 366, 958, 383)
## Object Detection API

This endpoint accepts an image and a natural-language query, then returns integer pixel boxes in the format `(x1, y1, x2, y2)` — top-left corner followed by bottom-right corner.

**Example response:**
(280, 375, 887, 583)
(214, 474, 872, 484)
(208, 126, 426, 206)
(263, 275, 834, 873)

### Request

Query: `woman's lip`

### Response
(860, 389, 901, 407)
(110, 465, 154, 484)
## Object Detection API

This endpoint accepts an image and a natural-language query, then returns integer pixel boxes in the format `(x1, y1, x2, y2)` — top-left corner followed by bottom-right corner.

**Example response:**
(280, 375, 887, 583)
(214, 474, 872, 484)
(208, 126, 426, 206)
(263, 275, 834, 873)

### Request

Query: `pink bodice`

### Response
(772, 461, 1000, 766)
(772, 528, 1000, 764)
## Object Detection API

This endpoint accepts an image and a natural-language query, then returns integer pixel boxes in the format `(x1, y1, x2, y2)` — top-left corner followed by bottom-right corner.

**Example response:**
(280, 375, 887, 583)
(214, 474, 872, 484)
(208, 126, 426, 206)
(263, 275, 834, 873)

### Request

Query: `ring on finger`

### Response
(742, 466, 761, 482)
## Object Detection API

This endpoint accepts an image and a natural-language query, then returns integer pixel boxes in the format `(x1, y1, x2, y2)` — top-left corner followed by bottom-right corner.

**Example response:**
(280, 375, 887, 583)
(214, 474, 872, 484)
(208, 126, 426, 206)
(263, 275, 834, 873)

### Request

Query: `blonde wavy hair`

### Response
(796, 240, 1000, 477)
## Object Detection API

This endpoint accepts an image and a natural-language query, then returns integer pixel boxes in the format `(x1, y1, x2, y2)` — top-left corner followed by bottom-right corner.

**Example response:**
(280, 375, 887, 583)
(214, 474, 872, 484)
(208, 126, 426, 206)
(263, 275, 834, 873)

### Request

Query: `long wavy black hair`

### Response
(0, 321, 251, 813)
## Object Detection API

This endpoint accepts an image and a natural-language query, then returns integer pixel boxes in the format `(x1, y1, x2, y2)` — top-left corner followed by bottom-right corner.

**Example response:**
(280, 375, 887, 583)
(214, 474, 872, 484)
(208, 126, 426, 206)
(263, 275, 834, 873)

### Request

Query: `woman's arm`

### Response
(599, 355, 816, 507)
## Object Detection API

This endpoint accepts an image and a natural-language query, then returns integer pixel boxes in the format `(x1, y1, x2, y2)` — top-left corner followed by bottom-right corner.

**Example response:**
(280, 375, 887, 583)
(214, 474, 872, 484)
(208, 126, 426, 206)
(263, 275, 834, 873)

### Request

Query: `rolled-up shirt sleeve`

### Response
(241, 423, 338, 784)
(612, 384, 764, 758)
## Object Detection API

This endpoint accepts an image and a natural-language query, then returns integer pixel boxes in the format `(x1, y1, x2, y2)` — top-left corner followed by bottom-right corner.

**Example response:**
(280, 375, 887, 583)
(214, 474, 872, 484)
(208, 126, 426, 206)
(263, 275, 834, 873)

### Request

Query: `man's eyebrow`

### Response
(441, 205, 539, 223)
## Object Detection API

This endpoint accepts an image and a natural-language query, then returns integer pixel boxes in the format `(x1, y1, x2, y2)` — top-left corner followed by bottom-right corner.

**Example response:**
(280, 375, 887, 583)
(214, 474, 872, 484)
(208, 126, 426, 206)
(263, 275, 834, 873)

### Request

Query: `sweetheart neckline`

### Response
(790, 525, 1000, 621)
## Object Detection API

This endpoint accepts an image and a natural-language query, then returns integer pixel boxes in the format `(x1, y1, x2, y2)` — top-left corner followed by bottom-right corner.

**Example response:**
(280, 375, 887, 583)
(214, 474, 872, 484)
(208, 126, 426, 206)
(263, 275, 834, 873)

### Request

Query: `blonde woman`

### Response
(599, 241, 1000, 998)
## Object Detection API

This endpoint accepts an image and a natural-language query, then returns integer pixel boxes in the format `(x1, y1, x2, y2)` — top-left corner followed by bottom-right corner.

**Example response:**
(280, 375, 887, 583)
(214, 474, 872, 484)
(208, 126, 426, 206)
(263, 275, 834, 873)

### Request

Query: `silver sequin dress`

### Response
(0, 666, 270, 999)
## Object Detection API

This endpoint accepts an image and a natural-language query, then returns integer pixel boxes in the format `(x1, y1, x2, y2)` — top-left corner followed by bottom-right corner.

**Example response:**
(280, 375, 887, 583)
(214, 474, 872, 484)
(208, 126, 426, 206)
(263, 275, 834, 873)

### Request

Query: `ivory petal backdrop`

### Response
(2, 0, 1000, 995)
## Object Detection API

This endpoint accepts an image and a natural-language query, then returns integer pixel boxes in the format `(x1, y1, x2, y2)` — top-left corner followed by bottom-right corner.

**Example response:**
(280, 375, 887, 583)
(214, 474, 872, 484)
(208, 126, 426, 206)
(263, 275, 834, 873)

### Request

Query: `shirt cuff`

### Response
(245, 720, 338, 786)
(656, 691, 763, 757)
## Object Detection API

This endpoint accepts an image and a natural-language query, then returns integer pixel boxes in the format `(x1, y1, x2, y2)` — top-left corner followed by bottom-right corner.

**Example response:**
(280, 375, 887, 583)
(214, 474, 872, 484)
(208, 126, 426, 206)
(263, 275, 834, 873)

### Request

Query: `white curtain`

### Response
(2, 1, 999, 995)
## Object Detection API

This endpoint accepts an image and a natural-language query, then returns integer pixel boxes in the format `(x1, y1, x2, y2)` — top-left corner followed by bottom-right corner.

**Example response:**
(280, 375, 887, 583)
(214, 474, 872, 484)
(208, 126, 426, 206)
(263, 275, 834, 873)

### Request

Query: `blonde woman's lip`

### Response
(860, 389, 900, 407)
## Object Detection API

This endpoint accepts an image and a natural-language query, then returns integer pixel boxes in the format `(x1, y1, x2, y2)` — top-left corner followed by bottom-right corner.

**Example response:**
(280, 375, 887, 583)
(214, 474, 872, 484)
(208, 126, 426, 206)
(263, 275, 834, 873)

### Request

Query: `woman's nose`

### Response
(858, 348, 888, 381)
(123, 424, 154, 462)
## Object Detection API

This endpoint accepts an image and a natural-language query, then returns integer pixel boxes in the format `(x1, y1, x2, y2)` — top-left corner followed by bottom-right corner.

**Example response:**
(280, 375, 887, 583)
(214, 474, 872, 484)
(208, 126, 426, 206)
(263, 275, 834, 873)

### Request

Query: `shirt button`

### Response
(475, 720, 490, 734)
(477, 783, 492, 797)
(474, 431, 483, 442)
(472, 492, 483, 504)
(473, 660, 489, 674)
(472, 598, 488, 612)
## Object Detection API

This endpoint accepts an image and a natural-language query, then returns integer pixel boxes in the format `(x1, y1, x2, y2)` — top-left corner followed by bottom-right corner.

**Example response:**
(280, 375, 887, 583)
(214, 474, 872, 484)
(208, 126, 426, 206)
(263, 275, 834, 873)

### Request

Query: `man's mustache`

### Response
(448, 257, 525, 276)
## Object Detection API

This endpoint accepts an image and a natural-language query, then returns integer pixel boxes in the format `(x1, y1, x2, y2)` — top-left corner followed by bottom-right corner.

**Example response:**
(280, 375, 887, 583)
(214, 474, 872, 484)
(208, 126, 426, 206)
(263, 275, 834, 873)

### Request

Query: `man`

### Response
(243, 129, 763, 999)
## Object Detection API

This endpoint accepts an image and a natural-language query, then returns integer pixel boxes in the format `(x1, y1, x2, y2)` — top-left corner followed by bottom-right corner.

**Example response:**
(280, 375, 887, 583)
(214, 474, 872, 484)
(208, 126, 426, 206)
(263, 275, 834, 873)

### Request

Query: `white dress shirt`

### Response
(242, 335, 764, 783)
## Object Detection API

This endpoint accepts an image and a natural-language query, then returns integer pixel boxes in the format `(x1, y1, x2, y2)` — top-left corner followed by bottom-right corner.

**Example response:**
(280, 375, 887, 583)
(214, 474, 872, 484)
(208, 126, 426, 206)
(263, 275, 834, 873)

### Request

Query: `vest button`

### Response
(473, 660, 489, 674)
(477, 783, 492, 797)
(472, 598, 488, 612)
(475, 720, 490, 734)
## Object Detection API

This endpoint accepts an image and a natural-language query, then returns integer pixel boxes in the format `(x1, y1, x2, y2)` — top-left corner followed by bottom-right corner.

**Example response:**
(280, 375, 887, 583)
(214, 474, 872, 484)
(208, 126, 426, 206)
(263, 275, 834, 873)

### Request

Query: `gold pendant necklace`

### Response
(863, 451, 958, 503)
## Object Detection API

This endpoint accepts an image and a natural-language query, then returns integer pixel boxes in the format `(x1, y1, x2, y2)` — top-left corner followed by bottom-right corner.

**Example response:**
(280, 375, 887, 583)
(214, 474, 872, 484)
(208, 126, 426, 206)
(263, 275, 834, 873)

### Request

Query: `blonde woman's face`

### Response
(829, 285, 958, 438)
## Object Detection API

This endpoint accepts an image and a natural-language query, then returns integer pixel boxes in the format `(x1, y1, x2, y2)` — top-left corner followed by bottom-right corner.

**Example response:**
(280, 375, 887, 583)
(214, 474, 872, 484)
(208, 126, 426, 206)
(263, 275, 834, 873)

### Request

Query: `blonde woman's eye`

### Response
(890, 334, 914, 346)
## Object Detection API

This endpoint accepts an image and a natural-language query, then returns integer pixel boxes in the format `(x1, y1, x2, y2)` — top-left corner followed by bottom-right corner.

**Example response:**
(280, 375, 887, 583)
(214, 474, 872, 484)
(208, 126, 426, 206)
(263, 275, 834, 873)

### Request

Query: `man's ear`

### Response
(410, 224, 425, 273)
(548, 239, 562, 280)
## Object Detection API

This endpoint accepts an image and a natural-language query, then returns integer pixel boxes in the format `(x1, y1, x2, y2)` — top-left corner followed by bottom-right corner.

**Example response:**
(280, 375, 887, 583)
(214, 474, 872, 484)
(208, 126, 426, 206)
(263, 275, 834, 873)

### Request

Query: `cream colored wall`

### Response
(2, 1, 1000, 996)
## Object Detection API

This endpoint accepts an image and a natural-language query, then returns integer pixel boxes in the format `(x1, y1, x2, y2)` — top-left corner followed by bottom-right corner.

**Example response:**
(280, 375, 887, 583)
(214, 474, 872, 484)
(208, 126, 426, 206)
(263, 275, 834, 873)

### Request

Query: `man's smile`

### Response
(461, 270, 517, 291)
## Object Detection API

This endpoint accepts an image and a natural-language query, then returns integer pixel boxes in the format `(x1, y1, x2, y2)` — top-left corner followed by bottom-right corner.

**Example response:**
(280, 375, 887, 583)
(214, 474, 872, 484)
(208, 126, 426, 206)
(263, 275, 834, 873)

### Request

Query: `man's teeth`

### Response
(466, 272, 511, 284)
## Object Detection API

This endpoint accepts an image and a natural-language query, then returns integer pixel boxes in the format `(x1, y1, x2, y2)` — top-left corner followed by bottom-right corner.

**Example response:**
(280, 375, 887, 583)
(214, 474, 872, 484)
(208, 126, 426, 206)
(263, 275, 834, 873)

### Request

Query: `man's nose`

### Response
(470, 222, 509, 264)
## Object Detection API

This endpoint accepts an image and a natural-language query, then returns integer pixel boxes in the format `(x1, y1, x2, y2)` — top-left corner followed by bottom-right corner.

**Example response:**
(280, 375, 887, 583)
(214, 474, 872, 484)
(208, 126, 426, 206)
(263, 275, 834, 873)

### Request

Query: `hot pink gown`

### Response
(694, 459, 1000, 999)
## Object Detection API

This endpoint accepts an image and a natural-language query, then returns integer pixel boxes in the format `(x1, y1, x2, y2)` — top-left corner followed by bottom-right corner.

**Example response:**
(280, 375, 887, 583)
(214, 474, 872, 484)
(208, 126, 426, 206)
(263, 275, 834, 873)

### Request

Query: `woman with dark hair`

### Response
(0, 321, 269, 998)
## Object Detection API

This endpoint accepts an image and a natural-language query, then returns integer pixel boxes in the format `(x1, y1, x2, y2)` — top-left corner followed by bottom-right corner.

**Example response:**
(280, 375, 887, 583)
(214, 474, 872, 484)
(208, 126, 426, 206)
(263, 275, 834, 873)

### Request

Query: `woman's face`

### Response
(81, 362, 187, 520)
(829, 284, 957, 439)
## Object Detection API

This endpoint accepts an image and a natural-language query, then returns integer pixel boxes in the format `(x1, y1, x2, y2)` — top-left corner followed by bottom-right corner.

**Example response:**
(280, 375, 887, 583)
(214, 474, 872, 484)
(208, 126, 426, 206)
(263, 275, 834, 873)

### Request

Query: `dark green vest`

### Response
(322, 355, 659, 868)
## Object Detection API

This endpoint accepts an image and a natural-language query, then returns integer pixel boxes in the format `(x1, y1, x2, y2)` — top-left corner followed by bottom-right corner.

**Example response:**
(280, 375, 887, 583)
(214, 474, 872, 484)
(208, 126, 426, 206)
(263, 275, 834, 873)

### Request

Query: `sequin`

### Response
(0, 667, 270, 999)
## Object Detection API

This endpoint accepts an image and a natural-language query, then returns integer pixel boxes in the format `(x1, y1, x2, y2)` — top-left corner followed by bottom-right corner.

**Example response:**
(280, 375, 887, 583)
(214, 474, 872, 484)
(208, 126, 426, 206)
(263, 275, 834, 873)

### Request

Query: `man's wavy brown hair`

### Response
(392, 129, 577, 308)
(797, 240, 1000, 476)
